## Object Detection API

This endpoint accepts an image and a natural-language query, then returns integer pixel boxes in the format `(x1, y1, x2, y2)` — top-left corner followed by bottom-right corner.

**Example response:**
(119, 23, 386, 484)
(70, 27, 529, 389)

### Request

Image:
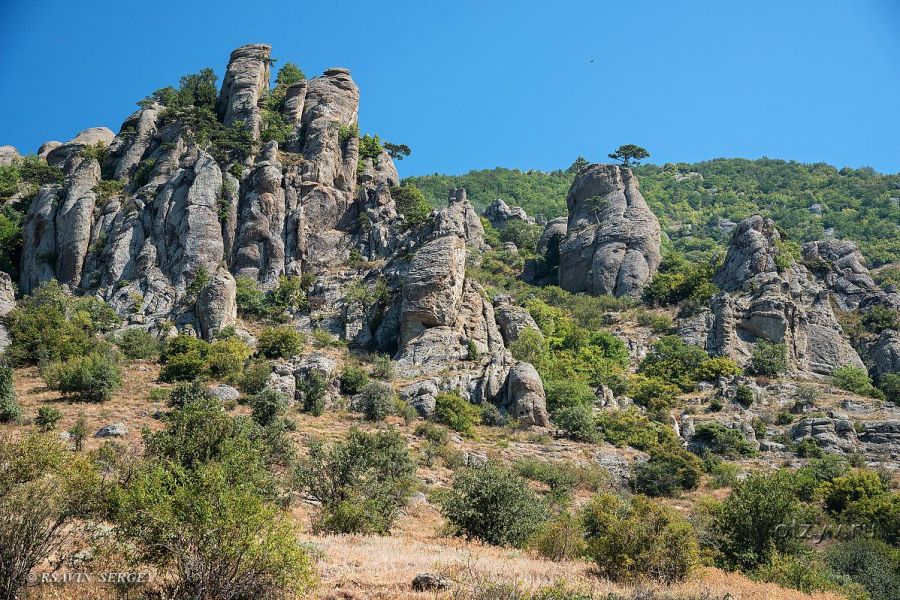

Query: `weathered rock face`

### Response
(558, 164, 661, 298)
(217, 44, 271, 140)
(686, 215, 864, 375)
(524, 216, 567, 285)
(802, 239, 900, 311)
(505, 362, 549, 427)
(0, 145, 19, 166)
(0, 271, 14, 352)
(493, 295, 541, 345)
(482, 199, 534, 230)
(869, 329, 900, 379)
(14, 45, 378, 341)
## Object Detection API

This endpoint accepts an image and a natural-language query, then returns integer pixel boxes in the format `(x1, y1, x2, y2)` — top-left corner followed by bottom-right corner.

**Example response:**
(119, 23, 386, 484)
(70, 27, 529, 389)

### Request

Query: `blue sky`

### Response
(1, 0, 898, 176)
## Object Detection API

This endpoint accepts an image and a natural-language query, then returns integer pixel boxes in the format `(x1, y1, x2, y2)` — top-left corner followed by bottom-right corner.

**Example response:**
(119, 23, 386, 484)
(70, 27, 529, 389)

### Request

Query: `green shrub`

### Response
(630, 450, 703, 497)
(513, 458, 607, 503)
(250, 389, 289, 427)
(861, 305, 900, 334)
(825, 538, 900, 600)
(734, 385, 754, 407)
(709, 460, 741, 488)
(795, 437, 823, 458)
(116, 328, 161, 360)
(820, 469, 886, 514)
(165, 380, 211, 410)
(372, 353, 394, 380)
(433, 391, 480, 433)
(638, 335, 720, 390)
(295, 429, 416, 534)
(238, 359, 272, 394)
(68, 416, 87, 451)
(0, 365, 20, 423)
(340, 365, 369, 395)
(527, 512, 586, 561)
(441, 462, 546, 547)
(775, 411, 794, 425)
(832, 365, 881, 398)
(712, 470, 803, 569)
(257, 325, 304, 359)
(582, 493, 699, 583)
(748, 341, 787, 376)
(544, 379, 595, 415)
(690, 422, 756, 458)
(205, 337, 253, 380)
(881, 372, 900, 406)
(838, 492, 900, 546)
(479, 403, 507, 426)
(357, 382, 396, 421)
(390, 184, 432, 229)
(299, 370, 328, 416)
(595, 409, 681, 453)
(6, 282, 120, 366)
(35, 406, 63, 431)
(628, 376, 680, 413)
(500, 221, 542, 253)
(752, 551, 866, 598)
(553, 404, 598, 442)
(159, 334, 210, 382)
(43, 351, 122, 402)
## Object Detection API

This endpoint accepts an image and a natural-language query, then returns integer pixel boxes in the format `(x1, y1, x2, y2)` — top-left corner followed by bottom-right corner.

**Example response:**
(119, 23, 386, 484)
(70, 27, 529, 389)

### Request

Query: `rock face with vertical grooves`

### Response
(217, 44, 271, 140)
(558, 164, 661, 298)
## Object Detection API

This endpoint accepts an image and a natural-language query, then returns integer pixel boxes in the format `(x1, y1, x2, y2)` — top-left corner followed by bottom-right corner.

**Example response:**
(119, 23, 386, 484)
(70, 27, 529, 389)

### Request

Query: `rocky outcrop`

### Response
(524, 216, 567, 285)
(482, 198, 534, 230)
(0, 272, 14, 352)
(46, 127, 115, 169)
(505, 362, 549, 427)
(790, 416, 858, 453)
(869, 329, 900, 379)
(217, 44, 271, 140)
(802, 239, 900, 311)
(493, 295, 541, 345)
(0, 146, 19, 166)
(558, 164, 661, 298)
(686, 215, 864, 375)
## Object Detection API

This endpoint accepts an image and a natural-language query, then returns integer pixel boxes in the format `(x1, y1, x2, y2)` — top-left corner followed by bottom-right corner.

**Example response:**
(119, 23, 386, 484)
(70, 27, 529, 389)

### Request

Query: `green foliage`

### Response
(299, 370, 328, 416)
(500, 221, 542, 253)
(554, 403, 598, 443)
(68, 416, 87, 451)
(861, 305, 900, 334)
(235, 274, 308, 321)
(372, 353, 394, 380)
(630, 450, 703, 497)
(250, 388, 289, 427)
(639, 335, 735, 390)
(774, 238, 802, 271)
(358, 133, 384, 162)
(186, 266, 210, 297)
(257, 325, 304, 359)
(0, 365, 20, 423)
(527, 512, 586, 561)
(581, 493, 699, 583)
(433, 391, 480, 433)
(820, 469, 886, 514)
(0, 433, 101, 599)
(383, 141, 411, 161)
(513, 458, 608, 503)
(6, 282, 121, 366)
(712, 470, 803, 569)
(832, 365, 882, 398)
(825, 538, 900, 600)
(159, 334, 209, 382)
(628, 375, 681, 414)
(92, 178, 126, 203)
(747, 340, 788, 376)
(690, 422, 757, 458)
(35, 406, 62, 431)
(734, 384, 754, 407)
(608, 144, 650, 166)
(338, 122, 359, 145)
(441, 462, 546, 547)
(115, 328, 161, 360)
(795, 437, 823, 458)
(340, 365, 370, 395)
(391, 183, 432, 229)
(357, 382, 396, 421)
(595, 409, 681, 453)
(295, 428, 416, 534)
(642, 253, 718, 314)
(205, 336, 253, 380)
(752, 551, 867, 598)
(43, 351, 122, 402)
(881, 373, 900, 406)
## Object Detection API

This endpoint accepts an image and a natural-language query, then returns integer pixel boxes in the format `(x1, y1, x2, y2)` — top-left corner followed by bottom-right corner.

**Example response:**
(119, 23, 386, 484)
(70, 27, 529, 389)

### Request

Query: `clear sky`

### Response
(1, 0, 898, 176)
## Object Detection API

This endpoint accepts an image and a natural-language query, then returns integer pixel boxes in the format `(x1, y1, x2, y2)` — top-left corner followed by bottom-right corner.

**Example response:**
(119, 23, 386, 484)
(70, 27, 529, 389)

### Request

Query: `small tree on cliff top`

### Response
(608, 144, 650, 166)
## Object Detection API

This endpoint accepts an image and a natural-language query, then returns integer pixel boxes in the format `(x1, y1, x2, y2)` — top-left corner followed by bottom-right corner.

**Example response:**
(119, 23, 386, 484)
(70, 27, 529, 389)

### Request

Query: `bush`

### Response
(881, 372, 900, 406)
(479, 402, 507, 426)
(43, 351, 122, 402)
(340, 365, 369, 395)
(825, 538, 900, 600)
(527, 512, 586, 561)
(820, 469, 886, 514)
(748, 341, 787, 376)
(712, 470, 802, 569)
(690, 422, 756, 458)
(205, 337, 253, 380)
(357, 382, 396, 421)
(0, 365, 20, 423)
(582, 493, 699, 583)
(734, 385, 754, 407)
(250, 389, 289, 427)
(441, 462, 546, 547)
(840, 491, 900, 545)
(238, 359, 272, 395)
(299, 370, 328, 416)
(795, 437, 823, 458)
(630, 450, 703, 497)
(35, 406, 62, 431)
(159, 334, 210, 382)
(544, 379, 595, 415)
(554, 404, 598, 442)
(390, 184, 432, 229)
(628, 376, 681, 413)
(6, 282, 120, 366)
(500, 221, 542, 253)
(116, 328, 161, 360)
(832, 365, 881, 398)
(595, 409, 681, 453)
(514, 458, 607, 504)
(752, 551, 867, 598)
(372, 353, 394, 380)
(257, 325, 304, 359)
(638, 335, 718, 390)
(433, 391, 480, 433)
(295, 429, 416, 534)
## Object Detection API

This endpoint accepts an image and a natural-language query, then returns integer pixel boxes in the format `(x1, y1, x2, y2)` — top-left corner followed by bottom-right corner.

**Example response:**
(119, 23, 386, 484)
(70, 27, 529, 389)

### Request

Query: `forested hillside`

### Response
(406, 158, 900, 266)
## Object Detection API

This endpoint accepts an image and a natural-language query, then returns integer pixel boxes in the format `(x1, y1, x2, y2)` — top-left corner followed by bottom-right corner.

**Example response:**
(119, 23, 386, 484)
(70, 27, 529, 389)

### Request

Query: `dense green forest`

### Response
(406, 158, 900, 266)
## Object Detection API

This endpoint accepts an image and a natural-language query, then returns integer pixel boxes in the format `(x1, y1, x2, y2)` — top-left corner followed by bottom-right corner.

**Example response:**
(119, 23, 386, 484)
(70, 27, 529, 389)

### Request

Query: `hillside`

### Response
(0, 43, 898, 600)
(407, 158, 900, 266)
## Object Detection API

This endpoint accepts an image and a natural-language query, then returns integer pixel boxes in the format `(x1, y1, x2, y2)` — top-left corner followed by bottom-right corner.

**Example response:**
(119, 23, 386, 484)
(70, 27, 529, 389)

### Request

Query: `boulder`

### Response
(0, 145, 19, 166)
(197, 268, 238, 339)
(505, 362, 549, 427)
(558, 164, 661, 298)
(208, 384, 240, 402)
(790, 417, 857, 453)
(713, 215, 779, 292)
(802, 239, 899, 310)
(869, 329, 900, 379)
(95, 423, 128, 438)
(400, 380, 439, 418)
(493, 295, 541, 345)
(412, 573, 451, 593)
(482, 198, 534, 230)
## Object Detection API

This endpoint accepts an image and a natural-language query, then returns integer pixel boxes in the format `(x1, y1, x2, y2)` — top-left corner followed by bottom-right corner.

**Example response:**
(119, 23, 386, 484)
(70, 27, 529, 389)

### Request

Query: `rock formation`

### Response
(482, 198, 534, 230)
(557, 164, 661, 298)
(685, 215, 864, 375)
